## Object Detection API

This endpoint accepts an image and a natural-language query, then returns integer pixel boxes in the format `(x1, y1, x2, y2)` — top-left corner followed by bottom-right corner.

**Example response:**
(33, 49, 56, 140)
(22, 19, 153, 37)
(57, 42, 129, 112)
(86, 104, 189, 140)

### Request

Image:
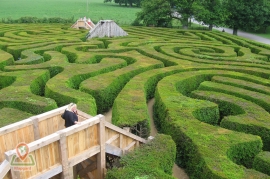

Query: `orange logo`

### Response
(16, 142, 29, 161)
(11, 142, 35, 171)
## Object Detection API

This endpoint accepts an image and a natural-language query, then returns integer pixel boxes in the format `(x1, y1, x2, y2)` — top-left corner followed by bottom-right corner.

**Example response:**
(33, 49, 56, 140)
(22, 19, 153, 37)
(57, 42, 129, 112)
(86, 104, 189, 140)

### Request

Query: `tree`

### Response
(193, 0, 227, 30)
(223, 0, 266, 35)
(172, 0, 197, 29)
(261, 1, 270, 33)
(135, 0, 174, 27)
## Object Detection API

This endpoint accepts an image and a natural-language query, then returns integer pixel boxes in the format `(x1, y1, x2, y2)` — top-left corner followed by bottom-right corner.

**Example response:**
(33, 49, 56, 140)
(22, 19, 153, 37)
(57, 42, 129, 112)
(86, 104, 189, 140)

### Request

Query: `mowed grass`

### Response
(0, 0, 141, 25)
(252, 27, 270, 39)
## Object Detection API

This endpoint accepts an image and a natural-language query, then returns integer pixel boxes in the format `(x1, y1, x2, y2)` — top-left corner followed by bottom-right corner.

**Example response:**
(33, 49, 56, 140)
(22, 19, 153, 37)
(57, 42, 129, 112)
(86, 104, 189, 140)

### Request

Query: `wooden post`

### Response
(31, 118, 40, 140)
(58, 131, 73, 179)
(148, 136, 155, 142)
(119, 134, 123, 152)
(73, 165, 77, 179)
(97, 115, 106, 178)
(136, 141, 139, 147)
(5, 150, 21, 179)
(123, 127, 130, 132)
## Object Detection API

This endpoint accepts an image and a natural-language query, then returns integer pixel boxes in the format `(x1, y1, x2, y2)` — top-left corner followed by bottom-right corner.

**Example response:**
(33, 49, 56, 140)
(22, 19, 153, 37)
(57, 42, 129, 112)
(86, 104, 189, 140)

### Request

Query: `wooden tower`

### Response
(0, 106, 146, 179)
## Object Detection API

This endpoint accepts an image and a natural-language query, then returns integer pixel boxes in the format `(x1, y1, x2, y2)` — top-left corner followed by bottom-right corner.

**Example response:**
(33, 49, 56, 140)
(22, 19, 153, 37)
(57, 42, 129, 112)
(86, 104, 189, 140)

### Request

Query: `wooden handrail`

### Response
(0, 160, 10, 178)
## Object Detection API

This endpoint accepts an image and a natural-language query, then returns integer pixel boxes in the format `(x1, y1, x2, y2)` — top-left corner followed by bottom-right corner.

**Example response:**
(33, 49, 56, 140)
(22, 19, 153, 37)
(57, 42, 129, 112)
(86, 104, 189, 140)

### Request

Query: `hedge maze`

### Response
(0, 23, 270, 178)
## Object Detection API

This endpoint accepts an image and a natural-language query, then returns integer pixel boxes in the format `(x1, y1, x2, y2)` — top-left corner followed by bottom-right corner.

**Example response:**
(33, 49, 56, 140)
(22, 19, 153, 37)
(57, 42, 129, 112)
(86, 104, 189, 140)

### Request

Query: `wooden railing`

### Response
(0, 105, 90, 163)
(0, 160, 10, 179)
(0, 107, 146, 179)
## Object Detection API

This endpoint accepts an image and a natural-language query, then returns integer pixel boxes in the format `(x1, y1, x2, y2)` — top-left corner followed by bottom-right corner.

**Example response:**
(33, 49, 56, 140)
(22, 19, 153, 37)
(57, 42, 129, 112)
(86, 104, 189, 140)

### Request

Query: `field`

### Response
(0, 23, 270, 178)
(0, 0, 140, 24)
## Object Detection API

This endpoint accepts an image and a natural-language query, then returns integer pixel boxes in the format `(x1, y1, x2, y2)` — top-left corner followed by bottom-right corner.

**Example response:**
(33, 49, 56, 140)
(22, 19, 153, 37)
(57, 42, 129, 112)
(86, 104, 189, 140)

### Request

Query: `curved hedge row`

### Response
(192, 90, 270, 150)
(0, 69, 57, 114)
(0, 49, 13, 70)
(197, 81, 270, 112)
(153, 71, 268, 178)
(45, 55, 128, 115)
(253, 152, 270, 176)
(80, 50, 164, 113)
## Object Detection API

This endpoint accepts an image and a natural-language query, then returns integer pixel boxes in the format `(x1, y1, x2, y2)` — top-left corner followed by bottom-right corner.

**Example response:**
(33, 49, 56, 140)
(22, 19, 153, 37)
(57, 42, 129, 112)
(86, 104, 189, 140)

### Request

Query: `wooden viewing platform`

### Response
(71, 17, 95, 30)
(0, 105, 147, 179)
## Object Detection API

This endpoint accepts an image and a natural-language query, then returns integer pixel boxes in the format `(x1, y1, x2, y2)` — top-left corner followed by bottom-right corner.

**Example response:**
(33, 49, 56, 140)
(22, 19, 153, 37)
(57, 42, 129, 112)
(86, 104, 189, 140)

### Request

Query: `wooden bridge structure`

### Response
(0, 105, 146, 179)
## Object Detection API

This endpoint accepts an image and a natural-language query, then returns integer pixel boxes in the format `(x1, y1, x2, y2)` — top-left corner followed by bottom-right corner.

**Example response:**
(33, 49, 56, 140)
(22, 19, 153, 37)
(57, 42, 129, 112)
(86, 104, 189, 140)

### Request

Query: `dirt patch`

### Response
(147, 98, 157, 137)
(172, 164, 189, 179)
(103, 108, 112, 123)
(147, 99, 189, 179)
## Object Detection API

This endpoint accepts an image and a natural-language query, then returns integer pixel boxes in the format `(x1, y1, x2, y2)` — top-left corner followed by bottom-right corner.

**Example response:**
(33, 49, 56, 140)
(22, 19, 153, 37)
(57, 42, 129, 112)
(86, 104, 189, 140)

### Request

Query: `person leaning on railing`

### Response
(61, 103, 81, 128)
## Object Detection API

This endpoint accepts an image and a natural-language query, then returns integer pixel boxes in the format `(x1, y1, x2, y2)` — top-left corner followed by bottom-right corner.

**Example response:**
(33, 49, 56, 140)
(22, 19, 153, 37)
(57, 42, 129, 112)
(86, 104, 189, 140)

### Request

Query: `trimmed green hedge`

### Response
(197, 81, 270, 113)
(16, 49, 44, 64)
(111, 65, 270, 140)
(253, 152, 270, 176)
(105, 134, 176, 179)
(112, 67, 268, 177)
(195, 32, 219, 41)
(204, 32, 234, 45)
(0, 70, 57, 114)
(192, 90, 270, 151)
(4, 51, 66, 77)
(153, 71, 268, 178)
(45, 57, 127, 115)
(80, 50, 164, 113)
(124, 26, 191, 40)
(0, 75, 16, 89)
(211, 76, 270, 95)
(0, 108, 33, 127)
(7, 42, 52, 60)
(157, 41, 269, 65)
(61, 43, 105, 63)
(213, 32, 270, 61)
(0, 49, 14, 70)
(111, 66, 187, 138)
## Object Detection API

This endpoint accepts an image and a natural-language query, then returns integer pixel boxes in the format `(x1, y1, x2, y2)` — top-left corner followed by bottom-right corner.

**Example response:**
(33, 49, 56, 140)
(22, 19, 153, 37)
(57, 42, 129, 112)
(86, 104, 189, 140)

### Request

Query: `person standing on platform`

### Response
(61, 103, 80, 128)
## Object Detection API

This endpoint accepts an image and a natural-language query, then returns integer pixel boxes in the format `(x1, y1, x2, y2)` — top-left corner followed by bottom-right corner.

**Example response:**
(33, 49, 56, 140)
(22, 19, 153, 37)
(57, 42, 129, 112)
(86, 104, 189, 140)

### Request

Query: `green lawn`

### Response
(252, 27, 270, 39)
(0, 0, 141, 25)
(243, 27, 270, 39)
(254, 33, 270, 39)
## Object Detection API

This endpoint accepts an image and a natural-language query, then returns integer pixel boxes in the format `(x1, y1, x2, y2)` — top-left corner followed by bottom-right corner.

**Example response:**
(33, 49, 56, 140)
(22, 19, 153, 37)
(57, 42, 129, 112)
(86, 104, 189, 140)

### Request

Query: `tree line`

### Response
(105, 0, 270, 35)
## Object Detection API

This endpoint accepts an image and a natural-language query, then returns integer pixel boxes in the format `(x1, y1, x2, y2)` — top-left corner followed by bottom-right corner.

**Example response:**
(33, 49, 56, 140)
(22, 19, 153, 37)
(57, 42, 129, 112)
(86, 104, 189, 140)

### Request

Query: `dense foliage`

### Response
(193, 0, 227, 30)
(135, 0, 270, 35)
(223, 0, 268, 35)
(105, 134, 176, 179)
(135, 0, 173, 27)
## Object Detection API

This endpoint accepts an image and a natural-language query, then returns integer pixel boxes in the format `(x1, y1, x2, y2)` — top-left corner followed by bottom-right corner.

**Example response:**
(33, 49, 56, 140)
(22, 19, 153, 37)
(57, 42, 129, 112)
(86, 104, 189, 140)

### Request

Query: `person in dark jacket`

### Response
(62, 103, 80, 128)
